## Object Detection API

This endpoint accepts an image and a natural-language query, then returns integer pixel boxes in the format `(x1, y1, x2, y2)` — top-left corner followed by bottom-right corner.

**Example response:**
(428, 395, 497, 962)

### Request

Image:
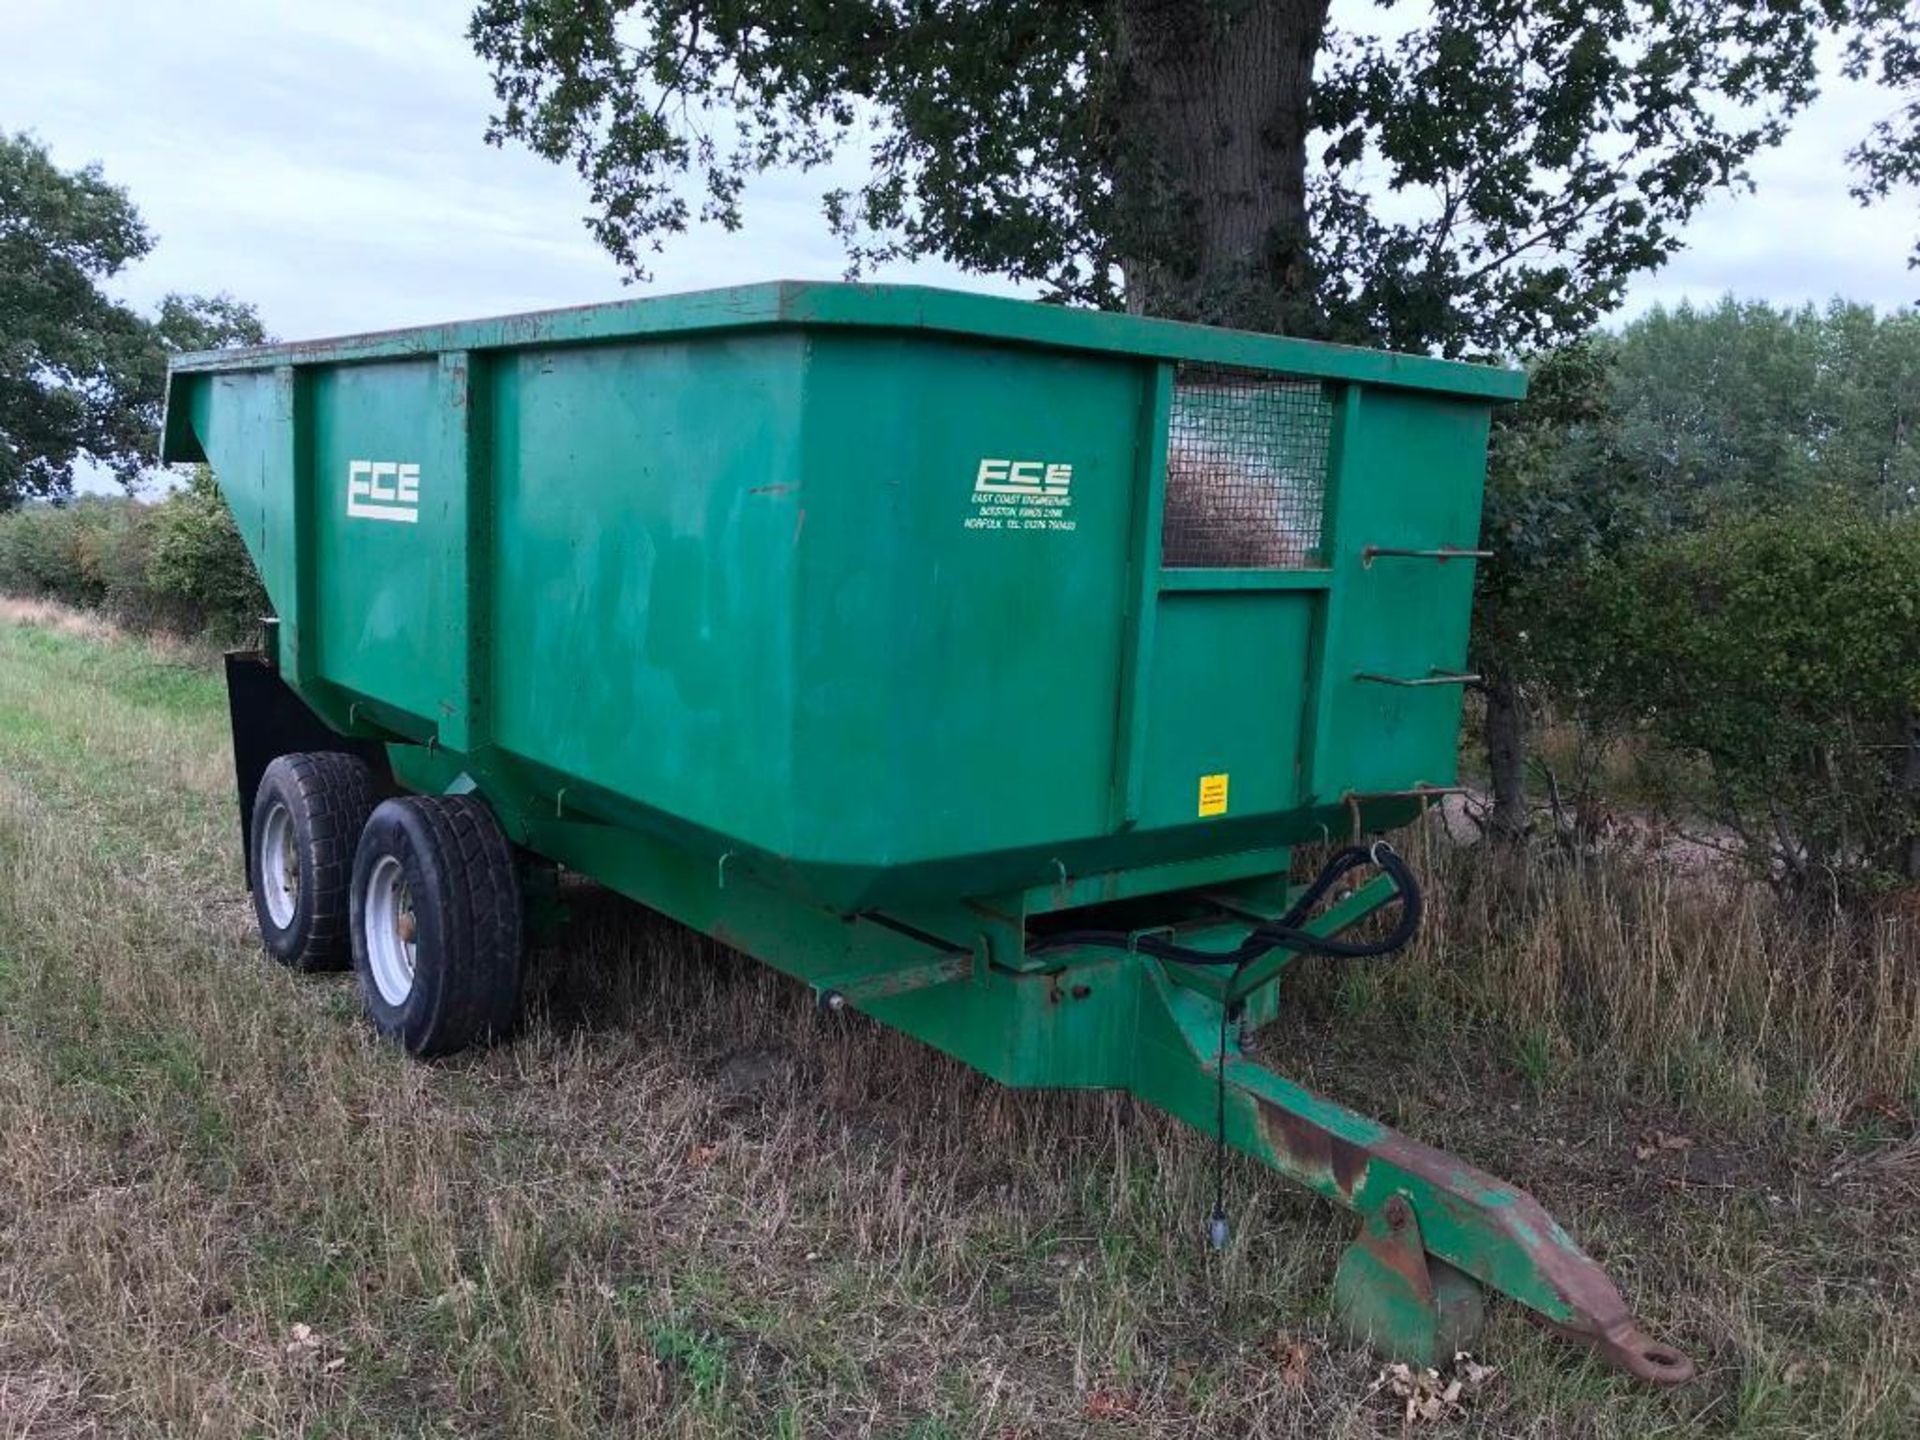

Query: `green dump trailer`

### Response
(163, 281, 1690, 1384)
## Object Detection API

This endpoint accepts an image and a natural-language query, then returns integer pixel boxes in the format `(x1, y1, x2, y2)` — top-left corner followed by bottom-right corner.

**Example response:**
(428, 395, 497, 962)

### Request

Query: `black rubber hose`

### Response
(1029, 843, 1422, 967)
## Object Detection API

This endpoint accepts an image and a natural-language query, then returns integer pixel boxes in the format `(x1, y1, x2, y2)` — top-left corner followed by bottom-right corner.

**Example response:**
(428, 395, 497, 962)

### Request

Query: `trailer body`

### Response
(166, 283, 1691, 1383)
(165, 282, 1503, 907)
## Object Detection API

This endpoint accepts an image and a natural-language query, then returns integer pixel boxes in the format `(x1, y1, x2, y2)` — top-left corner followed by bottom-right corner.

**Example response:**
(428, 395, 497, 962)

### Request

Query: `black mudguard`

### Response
(224, 650, 390, 885)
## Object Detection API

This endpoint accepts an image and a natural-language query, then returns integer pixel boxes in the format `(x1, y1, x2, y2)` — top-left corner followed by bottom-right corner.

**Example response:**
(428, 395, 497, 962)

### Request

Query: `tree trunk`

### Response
(1483, 674, 1529, 844)
(1113, 0, 1329, 332)
(1902, 711, 1920, 882)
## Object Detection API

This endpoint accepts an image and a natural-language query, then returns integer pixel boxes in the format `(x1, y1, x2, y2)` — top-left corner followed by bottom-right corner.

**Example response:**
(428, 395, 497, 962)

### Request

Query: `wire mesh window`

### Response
(1162, 366, 1331, 568)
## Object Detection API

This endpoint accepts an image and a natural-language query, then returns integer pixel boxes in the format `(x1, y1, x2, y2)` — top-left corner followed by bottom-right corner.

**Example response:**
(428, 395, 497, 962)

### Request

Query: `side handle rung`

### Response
(1354, 669, 1480, 688)
(1361, 545, 1492, 565)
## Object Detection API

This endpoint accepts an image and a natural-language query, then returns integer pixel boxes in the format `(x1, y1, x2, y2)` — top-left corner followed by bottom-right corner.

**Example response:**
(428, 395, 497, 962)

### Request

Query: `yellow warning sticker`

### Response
(1198, 773, 1229, 817)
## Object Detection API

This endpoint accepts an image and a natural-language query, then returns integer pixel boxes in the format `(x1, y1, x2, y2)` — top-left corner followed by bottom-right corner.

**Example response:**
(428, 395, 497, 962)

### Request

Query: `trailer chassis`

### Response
(390, 746, 1694, 1385)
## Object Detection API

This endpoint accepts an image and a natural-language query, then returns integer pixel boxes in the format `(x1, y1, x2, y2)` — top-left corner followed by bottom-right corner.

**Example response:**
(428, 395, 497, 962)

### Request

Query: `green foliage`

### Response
(468, 1, 1889, 352)
(1814, 304, 1920, 503)
(1481, 299, 1920, 689)
(1607, 300, 1828, 519)
(1475, 337, 1632, 684)
(1473, 298, 1920, 872)
(1601, 298, 1920, 523)
(144, 469, 268, 641)
(1574, 503, 1920, 901)
(645, 1320, 731, 1405)
(0, 472, 266, 642)
(0, 132, 264, 506)
(0, 498, 124, 610)
(1307, 1, 1839, 352)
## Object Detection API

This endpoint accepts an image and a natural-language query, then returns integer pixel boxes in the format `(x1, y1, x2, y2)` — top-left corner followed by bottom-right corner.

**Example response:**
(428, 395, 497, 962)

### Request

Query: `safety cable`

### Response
(1208, 972, 1247, 1250)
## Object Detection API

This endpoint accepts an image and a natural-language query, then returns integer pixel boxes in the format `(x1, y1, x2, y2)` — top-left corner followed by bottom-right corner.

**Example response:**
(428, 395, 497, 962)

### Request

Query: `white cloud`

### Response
(1624, 55, 1918, 318)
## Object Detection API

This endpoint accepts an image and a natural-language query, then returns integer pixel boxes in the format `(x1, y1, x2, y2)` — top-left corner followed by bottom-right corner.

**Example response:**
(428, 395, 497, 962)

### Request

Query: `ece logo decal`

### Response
(346, 460, 420, 523)
(964, 457, 1077, 532)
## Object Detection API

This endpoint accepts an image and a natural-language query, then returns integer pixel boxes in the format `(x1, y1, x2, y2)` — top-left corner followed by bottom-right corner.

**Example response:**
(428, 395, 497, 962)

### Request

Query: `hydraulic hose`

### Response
(1029, 842, 1422, 966)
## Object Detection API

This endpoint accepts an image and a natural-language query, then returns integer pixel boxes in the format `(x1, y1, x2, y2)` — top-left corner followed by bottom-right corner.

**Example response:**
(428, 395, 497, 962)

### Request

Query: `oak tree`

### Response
(470, 1, 1870, 352)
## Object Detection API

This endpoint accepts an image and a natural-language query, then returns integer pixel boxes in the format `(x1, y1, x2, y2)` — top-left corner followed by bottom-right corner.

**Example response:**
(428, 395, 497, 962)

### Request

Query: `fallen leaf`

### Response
(1374, 1360, 1474, 1425)
(1453, 1352, 1500, 1388)
(1273, 1337, 1311, 1391)
(1084, 1388, 1137, 1419)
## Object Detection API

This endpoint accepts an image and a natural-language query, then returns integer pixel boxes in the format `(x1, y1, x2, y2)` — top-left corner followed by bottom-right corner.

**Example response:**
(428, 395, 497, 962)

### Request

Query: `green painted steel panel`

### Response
(167, 281, 1526, 400)
(489, 334, 808, 857)
(789, 333, 1137, 869)
(185, 370, 306, 672)
(1140, 592, 1313, 827)
(1310, 389, 1490, 800)
(308, 361, 452, 720)
(164, 280, 1518, 910)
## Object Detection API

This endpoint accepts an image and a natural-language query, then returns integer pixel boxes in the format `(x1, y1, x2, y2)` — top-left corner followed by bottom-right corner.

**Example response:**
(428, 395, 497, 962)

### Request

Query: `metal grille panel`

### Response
(1162, 367, 1331, 568)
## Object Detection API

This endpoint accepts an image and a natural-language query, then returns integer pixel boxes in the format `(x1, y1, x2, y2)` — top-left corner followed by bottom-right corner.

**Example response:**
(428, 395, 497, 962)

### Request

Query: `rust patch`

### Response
(1332, 1132, 1369, 1195)
(1256, 1099, 1371, 1199)
(1365, 1197, 1434, 1300)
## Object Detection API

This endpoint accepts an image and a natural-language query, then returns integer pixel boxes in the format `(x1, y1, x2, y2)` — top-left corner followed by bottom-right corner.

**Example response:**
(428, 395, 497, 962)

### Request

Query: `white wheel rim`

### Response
(260, 800, 299, 929)
(365, 854, 417, 1006)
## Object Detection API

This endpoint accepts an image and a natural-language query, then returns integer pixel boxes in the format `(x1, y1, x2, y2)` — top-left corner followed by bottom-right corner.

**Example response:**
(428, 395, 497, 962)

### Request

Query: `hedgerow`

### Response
(0, 468, 266, 641)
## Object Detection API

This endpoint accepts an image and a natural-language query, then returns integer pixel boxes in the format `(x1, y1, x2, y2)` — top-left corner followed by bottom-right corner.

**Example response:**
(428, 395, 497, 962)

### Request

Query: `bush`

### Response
(1572, 498, 1920, 905)
(144, 468, 268, 640)
(0, 497, 126, 610)
(0, 470, 266, 642)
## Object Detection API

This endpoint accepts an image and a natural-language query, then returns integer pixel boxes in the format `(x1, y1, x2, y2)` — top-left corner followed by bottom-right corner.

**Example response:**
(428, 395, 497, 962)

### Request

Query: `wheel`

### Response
(250, 752, 380, 972)
(349, 794, 524, 1057)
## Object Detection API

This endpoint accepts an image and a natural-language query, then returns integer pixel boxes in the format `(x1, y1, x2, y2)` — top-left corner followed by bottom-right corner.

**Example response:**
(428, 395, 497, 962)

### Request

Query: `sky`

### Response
(5, 1, 1916, 425)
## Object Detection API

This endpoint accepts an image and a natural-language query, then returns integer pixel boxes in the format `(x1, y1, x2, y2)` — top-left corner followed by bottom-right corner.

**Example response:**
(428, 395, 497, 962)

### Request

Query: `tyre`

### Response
(349, 794, 524, 1057)
(250, 752, 380, 972)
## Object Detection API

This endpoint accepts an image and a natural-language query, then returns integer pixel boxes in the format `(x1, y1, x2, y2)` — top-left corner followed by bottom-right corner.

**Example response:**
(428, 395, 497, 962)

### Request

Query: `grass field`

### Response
(0, 604, 1916, 1438)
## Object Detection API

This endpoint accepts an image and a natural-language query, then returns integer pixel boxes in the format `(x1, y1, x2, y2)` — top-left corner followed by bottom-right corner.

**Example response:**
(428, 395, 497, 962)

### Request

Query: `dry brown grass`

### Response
(0, 595, 211, 668)
(0, 595, 124, 644)
(0, 606, 1915, 1437)
(1358, 829, 1920, 1126)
